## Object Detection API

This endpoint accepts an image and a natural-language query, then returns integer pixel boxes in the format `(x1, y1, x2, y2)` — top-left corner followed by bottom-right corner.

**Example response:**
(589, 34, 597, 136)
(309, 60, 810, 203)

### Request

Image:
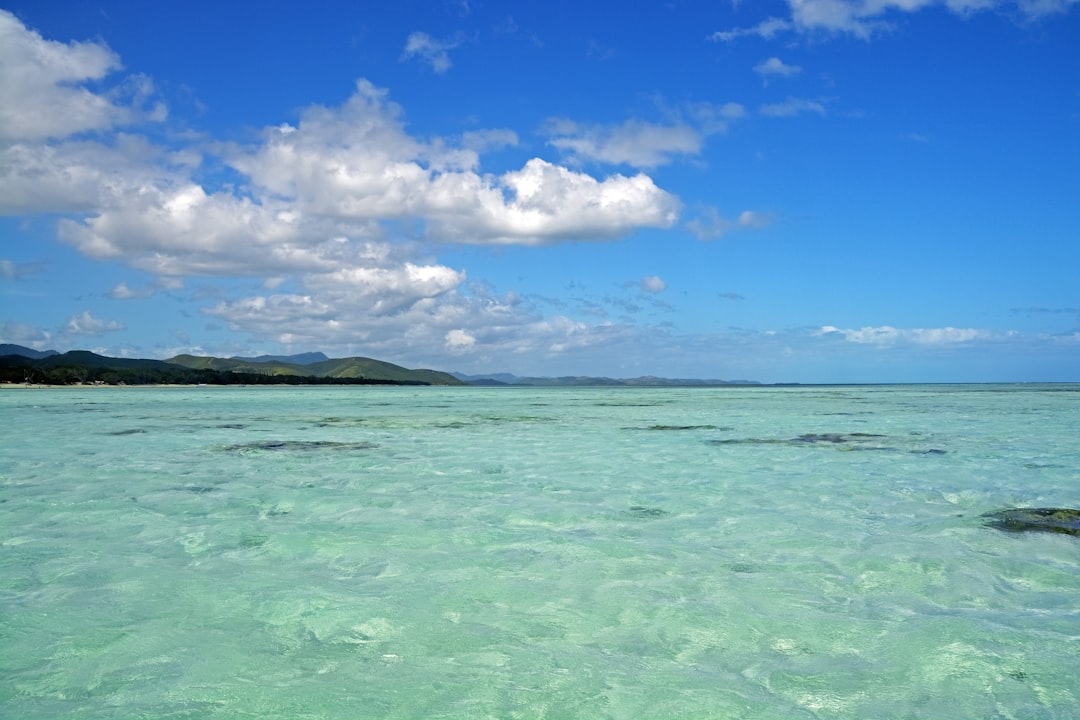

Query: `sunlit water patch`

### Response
(2, 384, 1078, 718)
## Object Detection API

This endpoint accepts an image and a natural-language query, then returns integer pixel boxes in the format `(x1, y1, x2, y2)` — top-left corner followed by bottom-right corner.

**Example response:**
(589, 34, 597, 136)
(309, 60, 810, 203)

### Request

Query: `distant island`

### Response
(450, 371, 760, 387)
(0, 344, 759, 387)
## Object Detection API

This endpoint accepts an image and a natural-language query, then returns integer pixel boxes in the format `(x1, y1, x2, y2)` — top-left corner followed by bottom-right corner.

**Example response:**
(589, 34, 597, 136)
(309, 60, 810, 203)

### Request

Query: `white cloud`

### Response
(0, 134, 189, 215)
(427, 158, 680, 244)
(2, 18, 688, 374)
(108, 279, 179, 299)
(709, 16, 792, 42)
(641, 275, 667, 293)
(445, 328, 477, 353)
(818, 325, 990, 345)
(202, 283, 616, 370)
(461, 128, 519, 153)
(401, 31, 460, 74)
(759, 97, 827, 117)
(108, 282, 148, 300)
(544, 118, 704, 168)
(58, 185, 328, 277)
(711, 0, 1078, 41)
(686, 101, 747, 135)
(0, 321, 53, 348)
(0, 10, 163, 142)
(224, 80, 680, 245)
(754, 57, 803, 79)
(65, 310, 124, 335)
(687, 207, 774, 240)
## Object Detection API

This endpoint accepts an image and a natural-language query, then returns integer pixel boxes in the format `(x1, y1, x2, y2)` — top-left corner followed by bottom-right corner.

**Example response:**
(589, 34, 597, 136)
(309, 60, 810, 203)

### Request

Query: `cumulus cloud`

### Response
(711, 0, 1078, 41)
(2, 13, 689, 370)
(202, 283, 613, 369)
(401, 31, 460, 74)
(641, 275, 667, 293)
(222, 80, 680, 246)
(1, 134, 194, 215)
(65, 310, 124, 335)
(445, 328, 477, 353)
(754, 57, 803, 79)
(0, 10, 163, 142)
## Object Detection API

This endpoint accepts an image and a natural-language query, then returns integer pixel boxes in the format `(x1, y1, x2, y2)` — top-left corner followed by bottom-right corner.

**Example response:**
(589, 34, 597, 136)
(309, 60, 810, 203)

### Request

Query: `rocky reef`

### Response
(981, 508, 1080, 537)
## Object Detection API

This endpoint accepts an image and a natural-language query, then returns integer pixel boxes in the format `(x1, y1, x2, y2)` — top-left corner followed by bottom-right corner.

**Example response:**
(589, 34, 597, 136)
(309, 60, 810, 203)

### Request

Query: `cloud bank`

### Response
(1, 10, 683, 365)
(711, 0, 1078, 41)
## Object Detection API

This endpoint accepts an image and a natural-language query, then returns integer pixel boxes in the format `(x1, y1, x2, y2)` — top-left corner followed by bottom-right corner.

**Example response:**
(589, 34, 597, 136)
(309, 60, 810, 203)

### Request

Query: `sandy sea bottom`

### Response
(1, 384, 1078, 719)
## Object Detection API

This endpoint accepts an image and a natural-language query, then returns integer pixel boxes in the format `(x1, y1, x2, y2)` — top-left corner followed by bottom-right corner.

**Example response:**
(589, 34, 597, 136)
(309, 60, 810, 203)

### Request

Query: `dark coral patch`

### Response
(644, 424, 721, 431)
(792, 433, 886, 444)
(216, 440, 378, 452)
(625, 506, 671, 519)
(981, 508, 1080, 537)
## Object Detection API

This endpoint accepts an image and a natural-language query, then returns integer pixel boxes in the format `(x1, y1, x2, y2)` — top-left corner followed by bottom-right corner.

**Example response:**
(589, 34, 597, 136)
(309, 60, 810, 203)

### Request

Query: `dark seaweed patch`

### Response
(315, 417, 368, 426)
(792, 433, 886, 444)
(709, 432, 893, 449)
(981, 508, 1080, 537)
(216, 440, 378, 452)
(642, 424, 721, 431)
(238, 534, 269, 548)
(728, 562, 759, 574)
(625, 506, 670, 519)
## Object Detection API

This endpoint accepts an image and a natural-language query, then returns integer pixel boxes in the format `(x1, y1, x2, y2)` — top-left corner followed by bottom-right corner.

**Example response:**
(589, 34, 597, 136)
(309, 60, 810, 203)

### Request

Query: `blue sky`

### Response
(1, 0, 1077, 383)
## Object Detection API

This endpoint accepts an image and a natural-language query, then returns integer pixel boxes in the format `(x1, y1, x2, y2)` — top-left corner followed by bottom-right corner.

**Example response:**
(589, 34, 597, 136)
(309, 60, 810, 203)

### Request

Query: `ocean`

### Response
(1, 384, 1077, 719)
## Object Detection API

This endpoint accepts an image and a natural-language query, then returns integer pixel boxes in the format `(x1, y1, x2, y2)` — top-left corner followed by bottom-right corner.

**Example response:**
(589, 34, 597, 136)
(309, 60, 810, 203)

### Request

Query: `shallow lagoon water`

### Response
(1, 384, 1078, 719)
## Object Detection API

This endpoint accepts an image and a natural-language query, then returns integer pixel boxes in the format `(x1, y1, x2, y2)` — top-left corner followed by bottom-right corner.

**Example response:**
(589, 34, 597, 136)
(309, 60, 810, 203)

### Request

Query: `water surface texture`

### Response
(2, 384, 1078, 719)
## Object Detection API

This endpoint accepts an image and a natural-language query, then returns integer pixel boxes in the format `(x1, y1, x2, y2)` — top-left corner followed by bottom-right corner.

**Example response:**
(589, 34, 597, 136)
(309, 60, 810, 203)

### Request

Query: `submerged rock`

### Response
(624, 506, 670, 519)
(791, 432, 886, 444)
(981, 508, 1080, 537)
(644, 424, 720, 431)
(216, 440, 378, 452)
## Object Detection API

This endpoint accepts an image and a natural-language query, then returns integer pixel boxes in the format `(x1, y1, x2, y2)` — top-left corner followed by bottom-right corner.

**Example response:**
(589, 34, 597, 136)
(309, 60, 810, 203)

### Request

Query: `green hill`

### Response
(166, 355, 310, 376)
(166, 354, 463, 385)
(2, 350, 463, 386)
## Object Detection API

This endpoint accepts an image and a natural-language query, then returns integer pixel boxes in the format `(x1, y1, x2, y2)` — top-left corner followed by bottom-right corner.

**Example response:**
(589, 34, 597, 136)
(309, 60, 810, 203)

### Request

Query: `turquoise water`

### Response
(1, 384, 1078, 719)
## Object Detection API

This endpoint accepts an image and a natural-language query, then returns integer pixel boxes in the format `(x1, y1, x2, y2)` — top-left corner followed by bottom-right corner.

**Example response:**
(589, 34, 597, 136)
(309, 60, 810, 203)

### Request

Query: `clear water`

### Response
(1, 384, 1078, 719)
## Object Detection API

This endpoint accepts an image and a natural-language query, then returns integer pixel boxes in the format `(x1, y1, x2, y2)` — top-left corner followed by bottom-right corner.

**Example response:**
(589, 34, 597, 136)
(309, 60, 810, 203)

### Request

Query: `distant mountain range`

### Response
(1, 344, 759, 386)
(450, 372, 760, 387)
(230, 352, 329, 365)
(0, 345, 461, 386)
(0, 344, 59, 360)
(167, 353, 461, 385)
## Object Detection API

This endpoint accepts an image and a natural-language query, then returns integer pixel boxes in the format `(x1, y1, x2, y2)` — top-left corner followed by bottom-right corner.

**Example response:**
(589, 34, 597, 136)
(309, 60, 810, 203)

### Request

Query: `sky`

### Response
(1, 0, 1077, 383)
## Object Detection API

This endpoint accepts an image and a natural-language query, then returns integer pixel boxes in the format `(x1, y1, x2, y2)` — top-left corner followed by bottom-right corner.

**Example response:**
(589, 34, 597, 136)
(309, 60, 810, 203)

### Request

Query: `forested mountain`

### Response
(1, 350, 462, 386)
